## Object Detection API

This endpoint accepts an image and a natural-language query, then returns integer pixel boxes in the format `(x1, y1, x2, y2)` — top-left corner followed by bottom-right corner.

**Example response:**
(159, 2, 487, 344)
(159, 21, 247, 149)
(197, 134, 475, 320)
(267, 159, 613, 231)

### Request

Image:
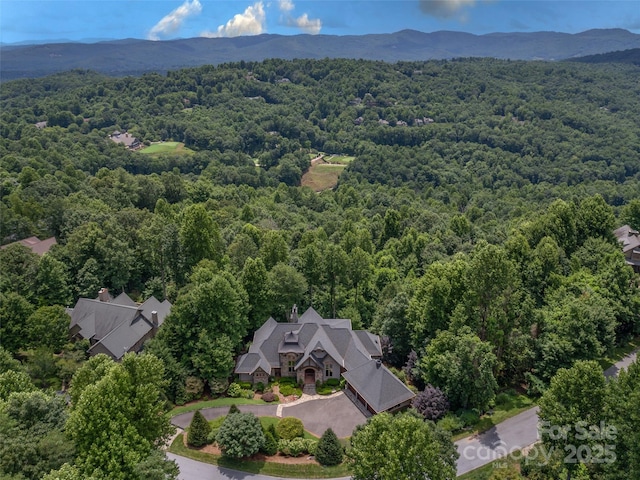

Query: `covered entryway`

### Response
(304, 368, 316, 384)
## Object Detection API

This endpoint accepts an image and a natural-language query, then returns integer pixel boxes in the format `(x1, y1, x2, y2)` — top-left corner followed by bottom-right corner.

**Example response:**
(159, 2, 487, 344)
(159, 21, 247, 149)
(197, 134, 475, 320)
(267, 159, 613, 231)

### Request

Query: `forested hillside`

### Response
(1, 57, 640, 478)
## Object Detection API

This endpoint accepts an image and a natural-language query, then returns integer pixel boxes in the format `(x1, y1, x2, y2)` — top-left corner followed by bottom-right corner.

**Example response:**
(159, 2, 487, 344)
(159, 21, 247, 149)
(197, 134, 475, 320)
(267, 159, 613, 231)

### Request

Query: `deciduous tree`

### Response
(349, 412, 457, 480)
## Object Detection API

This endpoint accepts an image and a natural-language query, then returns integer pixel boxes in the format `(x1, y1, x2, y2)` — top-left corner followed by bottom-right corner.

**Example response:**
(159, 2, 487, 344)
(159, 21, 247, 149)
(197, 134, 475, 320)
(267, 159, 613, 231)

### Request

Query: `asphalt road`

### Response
(454, 406, 540, 475)
(169, 347, 639, 479)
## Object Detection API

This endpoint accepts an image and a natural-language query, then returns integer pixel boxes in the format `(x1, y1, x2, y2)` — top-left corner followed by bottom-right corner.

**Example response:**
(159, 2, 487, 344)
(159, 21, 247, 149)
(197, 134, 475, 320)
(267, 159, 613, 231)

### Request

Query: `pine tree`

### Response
(187, 410, 211, 447)
(228, 403, 240, 414)
(268, 422, 279, 440)
(315, 428, 343, 466)
(262, 429, 278, 456)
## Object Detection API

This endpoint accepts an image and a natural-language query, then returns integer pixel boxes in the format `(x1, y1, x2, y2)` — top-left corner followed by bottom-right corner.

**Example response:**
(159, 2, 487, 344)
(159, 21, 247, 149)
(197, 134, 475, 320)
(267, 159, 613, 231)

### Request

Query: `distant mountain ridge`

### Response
(2, 28, 639, 80)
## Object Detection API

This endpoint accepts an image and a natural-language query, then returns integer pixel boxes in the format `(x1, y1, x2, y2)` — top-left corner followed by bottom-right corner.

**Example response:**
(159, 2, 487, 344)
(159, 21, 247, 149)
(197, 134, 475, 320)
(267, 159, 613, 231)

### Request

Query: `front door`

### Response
(304, 368, 315, 384)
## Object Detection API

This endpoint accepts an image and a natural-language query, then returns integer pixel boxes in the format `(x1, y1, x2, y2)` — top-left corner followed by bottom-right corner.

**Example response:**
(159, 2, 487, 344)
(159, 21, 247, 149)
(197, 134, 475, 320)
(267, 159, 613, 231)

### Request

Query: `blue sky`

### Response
(1, 0, 639, 44)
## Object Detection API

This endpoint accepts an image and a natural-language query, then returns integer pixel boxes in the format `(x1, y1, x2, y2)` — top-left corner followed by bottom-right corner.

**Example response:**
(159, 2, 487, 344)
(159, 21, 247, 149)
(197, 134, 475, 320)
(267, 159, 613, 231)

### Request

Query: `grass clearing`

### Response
(139, 142, 193, 155)
(169, 433, 352, 478)
(170, 397, 276, 417)
(302, 163, 346, 192)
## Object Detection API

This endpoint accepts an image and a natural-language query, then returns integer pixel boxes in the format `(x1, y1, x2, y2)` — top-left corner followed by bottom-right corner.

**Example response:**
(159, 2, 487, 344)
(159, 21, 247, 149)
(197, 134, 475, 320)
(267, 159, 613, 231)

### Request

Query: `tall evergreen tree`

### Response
(315, 428, 343, 466)
(187, 410, 211, 447)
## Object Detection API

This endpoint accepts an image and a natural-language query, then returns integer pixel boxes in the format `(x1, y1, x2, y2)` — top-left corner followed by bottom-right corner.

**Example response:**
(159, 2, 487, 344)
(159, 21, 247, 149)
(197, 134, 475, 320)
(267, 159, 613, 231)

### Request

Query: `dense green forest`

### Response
(1, 57, 640, 478)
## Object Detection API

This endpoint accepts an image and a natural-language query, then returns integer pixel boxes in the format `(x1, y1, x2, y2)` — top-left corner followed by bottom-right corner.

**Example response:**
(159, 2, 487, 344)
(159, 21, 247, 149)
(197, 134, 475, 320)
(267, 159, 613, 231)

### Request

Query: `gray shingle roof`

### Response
(342, 360, 416, 413)
(69, 294, 171, 360)
(236, 307, 381, 375)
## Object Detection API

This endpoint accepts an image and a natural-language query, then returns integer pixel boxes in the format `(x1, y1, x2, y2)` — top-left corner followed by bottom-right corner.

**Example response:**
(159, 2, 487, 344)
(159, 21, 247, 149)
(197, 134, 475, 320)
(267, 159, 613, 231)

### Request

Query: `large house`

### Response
(68, 288, 171, 360)
(614, 225, 640, 273)
(109, 131, 142, 150)
(235, 305, 415, 415)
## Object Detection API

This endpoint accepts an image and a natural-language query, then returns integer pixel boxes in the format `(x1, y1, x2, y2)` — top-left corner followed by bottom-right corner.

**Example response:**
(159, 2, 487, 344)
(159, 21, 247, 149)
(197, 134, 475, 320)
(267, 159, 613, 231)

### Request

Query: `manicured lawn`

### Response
(139, 142, 193, 155)
(170, 397, 276, 416)
(169, 433, 352, 478)
(452, 390, 535, 441)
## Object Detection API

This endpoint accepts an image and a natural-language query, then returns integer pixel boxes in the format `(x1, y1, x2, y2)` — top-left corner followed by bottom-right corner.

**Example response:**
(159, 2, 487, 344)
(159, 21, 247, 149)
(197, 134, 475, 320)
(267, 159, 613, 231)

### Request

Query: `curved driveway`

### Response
(170, 348, 639, 478)
(171, 393, 366, 439)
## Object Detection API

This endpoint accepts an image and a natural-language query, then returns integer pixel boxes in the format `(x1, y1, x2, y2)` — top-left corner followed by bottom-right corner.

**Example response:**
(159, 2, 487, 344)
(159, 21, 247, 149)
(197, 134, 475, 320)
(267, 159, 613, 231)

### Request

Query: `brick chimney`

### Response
(98, 288, 109, 302)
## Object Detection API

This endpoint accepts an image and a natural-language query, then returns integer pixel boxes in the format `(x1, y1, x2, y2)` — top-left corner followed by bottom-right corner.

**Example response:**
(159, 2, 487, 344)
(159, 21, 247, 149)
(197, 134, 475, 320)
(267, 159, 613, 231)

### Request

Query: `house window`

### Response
(288, 360, 295, 373)
(325, 363, 333, 377)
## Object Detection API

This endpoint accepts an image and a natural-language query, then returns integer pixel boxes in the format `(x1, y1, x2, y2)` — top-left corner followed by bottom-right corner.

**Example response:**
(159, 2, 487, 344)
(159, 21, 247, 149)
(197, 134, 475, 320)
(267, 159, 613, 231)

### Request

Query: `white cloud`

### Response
(277, 0, 322, 35)
(288, 13, 322, 35)
(278, 0, 295, 13)
(148, 0, 202, 40)
(201, 1, 266, 38)
(419, 0, 476, 19)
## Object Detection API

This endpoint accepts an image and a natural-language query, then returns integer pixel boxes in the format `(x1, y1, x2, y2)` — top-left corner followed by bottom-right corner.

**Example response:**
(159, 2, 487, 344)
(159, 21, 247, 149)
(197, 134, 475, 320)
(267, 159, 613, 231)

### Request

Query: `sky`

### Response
(1, 0, 639, 44)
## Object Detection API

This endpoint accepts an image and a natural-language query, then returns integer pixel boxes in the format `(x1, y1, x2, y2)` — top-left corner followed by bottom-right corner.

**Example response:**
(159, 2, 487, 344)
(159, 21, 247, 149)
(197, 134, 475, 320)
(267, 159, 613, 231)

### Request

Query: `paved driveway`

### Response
(280, 392, 367, 438)
(171, 392, 366, 438)
(172, 405, 279, 429)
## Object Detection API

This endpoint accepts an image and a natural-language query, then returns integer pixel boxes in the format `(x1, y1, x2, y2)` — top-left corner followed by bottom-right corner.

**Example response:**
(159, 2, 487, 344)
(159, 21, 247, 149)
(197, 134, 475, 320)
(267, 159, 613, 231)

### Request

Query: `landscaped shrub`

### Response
(228, 404, 240, 414)
(243, 389, 254, 399)
(316, 384, 333, 395)
(216, 412, 265, 458)
(279, 384, 300, 396)
(325, 378, 340, 387)
(276, 417, 304, 440)
(437, 413, 464, 433)
(315, 428, 343, 466)
(303, 438, 317, 456)
(412, 384, 450, 421)
(187, 410, 211, 447)
(238, 381, 252, 390)
(227, 382, 242, 398)
(184, 376, 204, 402)
(209, 377, 228, 395)
(261, 392, 276, 402)
(278, 437, 316, 457)
(255, 382, 265, 393)
(278, 376, 297, 385)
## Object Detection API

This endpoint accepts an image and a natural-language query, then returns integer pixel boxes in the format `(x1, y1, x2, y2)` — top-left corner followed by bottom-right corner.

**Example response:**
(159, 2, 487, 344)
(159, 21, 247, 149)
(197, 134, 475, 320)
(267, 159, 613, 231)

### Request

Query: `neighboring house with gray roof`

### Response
(614, 225, 640, 273)
(68, 288, 171, 360)
(1, 236, 57, 255)
(235, 305, 415, 414)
